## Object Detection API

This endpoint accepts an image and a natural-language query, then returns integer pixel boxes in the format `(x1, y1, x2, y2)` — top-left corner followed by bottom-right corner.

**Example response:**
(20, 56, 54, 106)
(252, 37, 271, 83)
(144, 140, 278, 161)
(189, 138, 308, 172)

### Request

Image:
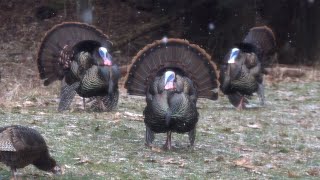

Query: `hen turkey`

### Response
(219, 26, 276, 110)
(37, 22, 120, 112)
(0, 125, 60, 179)
(125, 38, 219, 150)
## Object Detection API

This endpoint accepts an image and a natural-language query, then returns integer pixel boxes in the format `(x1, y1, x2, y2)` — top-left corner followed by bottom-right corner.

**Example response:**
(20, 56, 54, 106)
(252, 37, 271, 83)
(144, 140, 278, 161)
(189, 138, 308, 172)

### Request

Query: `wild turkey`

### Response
(37, 22, 120, 112)
(0, 125, 60, 179)
(125, 38, 219, 150)
(219, 26, 277, 110)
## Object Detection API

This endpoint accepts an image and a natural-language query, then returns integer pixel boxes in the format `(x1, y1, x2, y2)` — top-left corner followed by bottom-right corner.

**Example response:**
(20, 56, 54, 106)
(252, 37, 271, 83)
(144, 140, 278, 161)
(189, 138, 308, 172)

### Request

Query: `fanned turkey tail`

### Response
(37, 22, 112, 86)
(37, 22, 113, 111)
(241, 26, 277, 73)
(124, 38, 219, 100)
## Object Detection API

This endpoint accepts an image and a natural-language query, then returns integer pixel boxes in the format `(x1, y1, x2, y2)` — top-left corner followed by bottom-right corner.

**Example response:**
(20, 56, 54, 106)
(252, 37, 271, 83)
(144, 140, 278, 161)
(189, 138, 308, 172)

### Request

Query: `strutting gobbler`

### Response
(37, 22, 120, 112)
(219, 26, 277, 110)
(125, 38, 219, 150)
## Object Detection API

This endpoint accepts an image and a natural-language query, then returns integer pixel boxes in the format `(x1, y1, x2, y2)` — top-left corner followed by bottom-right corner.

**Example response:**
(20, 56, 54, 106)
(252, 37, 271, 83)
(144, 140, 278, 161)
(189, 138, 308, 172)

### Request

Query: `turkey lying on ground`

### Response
(0, 125, 60, 179)
(219, 26, 277, 110)
(37, 22, 120, 112)
(125, 38, 219, 150)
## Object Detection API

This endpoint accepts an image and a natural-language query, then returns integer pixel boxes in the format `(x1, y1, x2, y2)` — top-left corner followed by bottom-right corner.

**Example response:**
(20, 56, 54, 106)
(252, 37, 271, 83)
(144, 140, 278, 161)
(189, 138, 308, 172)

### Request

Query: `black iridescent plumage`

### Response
(0, 125, 60, 179)
(144, 72, 199, 149)
(125, 38, 219, 149)
(219, 26, 277, 109)
(37, 22, 120, 112)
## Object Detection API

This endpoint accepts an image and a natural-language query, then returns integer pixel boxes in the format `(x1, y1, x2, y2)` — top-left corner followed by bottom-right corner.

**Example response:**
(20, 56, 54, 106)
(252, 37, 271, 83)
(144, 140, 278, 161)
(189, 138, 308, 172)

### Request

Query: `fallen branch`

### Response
(265, 66, 306, 79)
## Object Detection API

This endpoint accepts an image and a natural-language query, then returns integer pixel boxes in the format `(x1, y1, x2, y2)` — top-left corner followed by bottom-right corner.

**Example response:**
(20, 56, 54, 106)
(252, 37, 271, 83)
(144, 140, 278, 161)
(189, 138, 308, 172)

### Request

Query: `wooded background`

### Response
(1, 0, 319, 66)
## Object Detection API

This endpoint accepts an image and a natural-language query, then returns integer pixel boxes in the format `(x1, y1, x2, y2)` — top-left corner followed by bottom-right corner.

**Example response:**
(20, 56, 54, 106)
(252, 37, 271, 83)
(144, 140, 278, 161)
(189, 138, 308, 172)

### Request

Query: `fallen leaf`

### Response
(307, 167, 320, 177)
(123, 111, 144, 121)
(163, 158, 176, 164)
(240, 148, 254, 152)
(265, 163, 274, 169)
(151, 146, 163, 153)
(74, 156, 93, 165)
(124, 111, 143, 117)
(204, 158, 215, 163)
(94, 125, 100, 132)
(58, 165, 66, 175)
(247, 123, 262, 129)
(28, 119, 37, 124)
(233, 157, 256, 169)
(216, 156, 225, 162)
(113, 112, 121, 119)
(179, 162, 186, 168)
(161, 158, 186, 168)
(23, 100, 36, 107)
(222, 127, 232, 133)
(37, 111, 46, 115)
(288, 170, 299, 178)
(145, 158, 157, 163)
(96, 160, 103, 164)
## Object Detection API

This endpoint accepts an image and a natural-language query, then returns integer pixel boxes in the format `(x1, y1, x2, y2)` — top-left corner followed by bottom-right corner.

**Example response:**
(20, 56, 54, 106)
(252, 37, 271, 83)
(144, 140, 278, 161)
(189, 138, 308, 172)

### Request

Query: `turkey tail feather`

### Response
(125, 38, 219, 100)
(37, 22, 112, 86)
(242, 26, 277, 70)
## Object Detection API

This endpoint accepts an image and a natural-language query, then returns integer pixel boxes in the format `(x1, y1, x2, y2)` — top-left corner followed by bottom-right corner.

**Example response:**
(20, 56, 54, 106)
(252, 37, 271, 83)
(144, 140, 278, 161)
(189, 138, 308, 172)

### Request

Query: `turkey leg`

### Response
(145, 126, 155, 147)
(237, 96, 244, 110)
(58, 81, 79, 112)
(163, 131, 172, 150)
(188, 128, 196, 147)
(257, 83, 265, 106)
(10, 168, 17, 180)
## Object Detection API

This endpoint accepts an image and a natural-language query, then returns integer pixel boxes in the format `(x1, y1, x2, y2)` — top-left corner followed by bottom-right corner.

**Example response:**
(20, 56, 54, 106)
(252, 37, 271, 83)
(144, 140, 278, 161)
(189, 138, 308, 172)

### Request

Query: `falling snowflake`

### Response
(162, 36, 168, 43)
(208, 22, 215, 31)
(308, 0, 314, 4)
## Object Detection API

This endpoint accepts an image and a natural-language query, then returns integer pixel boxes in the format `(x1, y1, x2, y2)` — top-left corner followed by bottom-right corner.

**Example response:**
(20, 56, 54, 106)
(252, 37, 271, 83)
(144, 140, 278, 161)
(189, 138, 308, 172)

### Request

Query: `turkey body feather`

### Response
(0, 125, 60, 179)
(144, 74, 198, 133)
(37, 22, 120, 111)
(220, 26, 276, 109)
(144, 73, 199, 150)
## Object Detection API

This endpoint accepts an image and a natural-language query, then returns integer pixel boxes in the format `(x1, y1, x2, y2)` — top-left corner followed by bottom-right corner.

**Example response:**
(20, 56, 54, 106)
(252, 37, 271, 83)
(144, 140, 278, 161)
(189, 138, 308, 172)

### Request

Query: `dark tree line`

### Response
(122, 0, 320, 65)
(1, 0, 319, 65)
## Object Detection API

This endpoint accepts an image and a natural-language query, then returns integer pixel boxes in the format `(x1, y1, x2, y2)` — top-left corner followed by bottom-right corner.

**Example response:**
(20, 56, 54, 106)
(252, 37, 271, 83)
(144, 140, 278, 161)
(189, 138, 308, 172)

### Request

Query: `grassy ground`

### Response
(0, 1, 319, 179)
(0, 80, 319, 179)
